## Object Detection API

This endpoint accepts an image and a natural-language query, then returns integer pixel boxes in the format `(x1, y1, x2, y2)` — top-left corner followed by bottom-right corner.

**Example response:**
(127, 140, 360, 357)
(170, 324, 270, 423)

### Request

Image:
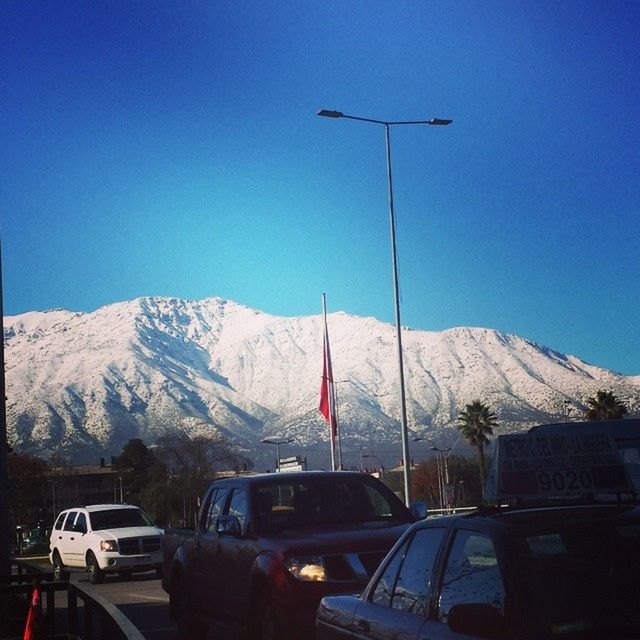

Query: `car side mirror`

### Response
(216, 515, 242, 538)
(448, 603, 510, 640)
(410, 500, 428, 520)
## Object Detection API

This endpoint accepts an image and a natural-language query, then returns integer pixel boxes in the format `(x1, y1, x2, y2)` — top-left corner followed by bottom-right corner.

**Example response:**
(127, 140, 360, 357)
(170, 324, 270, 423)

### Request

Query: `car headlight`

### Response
(285, 556, 328, 582)
(100, 540, 118, 552)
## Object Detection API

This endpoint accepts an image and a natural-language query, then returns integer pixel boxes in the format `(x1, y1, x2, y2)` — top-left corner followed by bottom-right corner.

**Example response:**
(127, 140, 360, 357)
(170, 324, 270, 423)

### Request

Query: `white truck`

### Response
(49, 503, 163, 583)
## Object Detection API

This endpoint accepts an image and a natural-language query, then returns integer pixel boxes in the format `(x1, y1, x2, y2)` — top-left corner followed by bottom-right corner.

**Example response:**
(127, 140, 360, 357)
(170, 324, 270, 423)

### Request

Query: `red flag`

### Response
(319, 331, 337, 439)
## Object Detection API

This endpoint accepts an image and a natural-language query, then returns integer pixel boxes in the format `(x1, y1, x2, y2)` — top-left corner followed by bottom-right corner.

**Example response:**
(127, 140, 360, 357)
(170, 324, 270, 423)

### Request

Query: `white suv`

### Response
(49, 504, 163, 583)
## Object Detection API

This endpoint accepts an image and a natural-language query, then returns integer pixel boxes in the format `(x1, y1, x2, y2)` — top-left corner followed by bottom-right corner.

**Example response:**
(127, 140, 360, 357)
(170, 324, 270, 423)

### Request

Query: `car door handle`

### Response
(357, 619, 370, 633)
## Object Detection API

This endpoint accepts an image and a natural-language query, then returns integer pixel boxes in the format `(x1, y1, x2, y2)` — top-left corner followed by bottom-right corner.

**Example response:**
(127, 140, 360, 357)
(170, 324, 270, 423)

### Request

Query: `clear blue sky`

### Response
(1, 1, 638, 375)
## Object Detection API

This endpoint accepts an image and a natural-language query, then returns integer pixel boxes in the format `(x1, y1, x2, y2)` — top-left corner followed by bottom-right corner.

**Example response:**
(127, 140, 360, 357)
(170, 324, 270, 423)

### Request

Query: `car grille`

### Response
(323, 550, 387, 583)
(117, 535, 161, 556)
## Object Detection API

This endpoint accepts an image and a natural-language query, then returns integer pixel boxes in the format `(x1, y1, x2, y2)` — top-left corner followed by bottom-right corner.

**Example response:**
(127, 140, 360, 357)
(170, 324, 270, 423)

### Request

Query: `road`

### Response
(28, 558, 177, 640)
(80, 570, 177, 640)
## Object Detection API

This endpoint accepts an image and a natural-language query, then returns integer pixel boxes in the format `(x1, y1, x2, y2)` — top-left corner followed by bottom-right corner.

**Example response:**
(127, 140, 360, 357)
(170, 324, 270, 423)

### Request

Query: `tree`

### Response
(151, 432, 252, 527)
(412, 454, 485, 510)
(7, 452, 49, 537)
(585, 390, 628, 421)
(112, 438, 156, 505)
(411, 458, 441, 508)
(456, 400, 498, 494)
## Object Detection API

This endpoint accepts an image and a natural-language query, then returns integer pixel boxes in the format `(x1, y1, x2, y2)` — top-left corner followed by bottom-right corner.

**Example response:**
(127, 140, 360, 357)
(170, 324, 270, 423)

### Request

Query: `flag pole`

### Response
(321, 293, 337, 470)
(333, 381, 343, 470)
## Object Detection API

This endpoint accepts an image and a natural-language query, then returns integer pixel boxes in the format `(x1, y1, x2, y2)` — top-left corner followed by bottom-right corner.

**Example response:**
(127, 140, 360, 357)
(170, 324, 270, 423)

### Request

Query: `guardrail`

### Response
(0, 560, 145, 640)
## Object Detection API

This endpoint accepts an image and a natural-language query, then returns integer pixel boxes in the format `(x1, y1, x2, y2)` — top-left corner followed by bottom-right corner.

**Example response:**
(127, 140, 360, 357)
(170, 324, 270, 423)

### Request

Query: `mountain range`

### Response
(5, 296, 639, 469)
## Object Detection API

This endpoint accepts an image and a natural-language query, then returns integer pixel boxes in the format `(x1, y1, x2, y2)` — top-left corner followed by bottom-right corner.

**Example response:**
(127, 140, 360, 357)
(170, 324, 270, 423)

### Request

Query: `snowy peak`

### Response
(4, 296, 638, 467)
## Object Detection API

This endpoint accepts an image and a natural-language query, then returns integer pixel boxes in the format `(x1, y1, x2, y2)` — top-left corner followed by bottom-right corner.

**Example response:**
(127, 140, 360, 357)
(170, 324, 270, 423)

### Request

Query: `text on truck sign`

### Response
(484, 430, 634, 503)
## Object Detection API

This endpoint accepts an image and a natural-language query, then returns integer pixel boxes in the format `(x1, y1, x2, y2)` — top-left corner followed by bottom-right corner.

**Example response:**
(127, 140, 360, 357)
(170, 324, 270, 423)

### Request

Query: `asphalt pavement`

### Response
(84, 570, 177, 640)
(22, 557, 177, 640)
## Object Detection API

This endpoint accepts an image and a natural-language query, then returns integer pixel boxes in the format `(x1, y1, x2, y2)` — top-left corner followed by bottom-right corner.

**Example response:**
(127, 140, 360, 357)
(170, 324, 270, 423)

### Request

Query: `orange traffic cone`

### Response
(23, 582, 44, 640)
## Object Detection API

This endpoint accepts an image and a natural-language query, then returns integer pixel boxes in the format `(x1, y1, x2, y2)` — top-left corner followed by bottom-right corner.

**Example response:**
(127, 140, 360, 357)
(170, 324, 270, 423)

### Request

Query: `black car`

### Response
(316, 502, 640, 639)
(317, 423, 640, 640)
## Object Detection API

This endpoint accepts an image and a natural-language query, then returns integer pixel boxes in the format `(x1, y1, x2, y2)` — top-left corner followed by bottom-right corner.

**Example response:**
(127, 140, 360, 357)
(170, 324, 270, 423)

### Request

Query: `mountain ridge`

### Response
(5, 295, 639, 468)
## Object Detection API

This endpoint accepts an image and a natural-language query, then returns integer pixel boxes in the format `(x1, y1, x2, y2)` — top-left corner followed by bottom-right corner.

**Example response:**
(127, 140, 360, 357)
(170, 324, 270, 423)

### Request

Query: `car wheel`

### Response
(87, 552, 104, 584)
(52, 551, 65, 581)
(253, 588, 280, 640)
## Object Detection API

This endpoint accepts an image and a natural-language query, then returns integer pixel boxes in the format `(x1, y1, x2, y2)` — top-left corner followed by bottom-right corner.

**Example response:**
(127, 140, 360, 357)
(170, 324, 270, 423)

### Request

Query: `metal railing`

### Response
(426, 506, 477, 518)
(0, 560, 145, 640)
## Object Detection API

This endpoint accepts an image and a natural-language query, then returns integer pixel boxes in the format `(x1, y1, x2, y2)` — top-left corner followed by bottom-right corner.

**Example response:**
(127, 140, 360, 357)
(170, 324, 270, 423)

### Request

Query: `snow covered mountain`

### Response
(5, 296, 639, 468)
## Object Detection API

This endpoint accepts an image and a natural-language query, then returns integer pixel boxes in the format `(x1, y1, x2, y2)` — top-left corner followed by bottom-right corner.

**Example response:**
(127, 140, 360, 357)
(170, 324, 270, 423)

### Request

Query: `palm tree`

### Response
(456, 400, 498, 494)
(585, 390, 627, 421)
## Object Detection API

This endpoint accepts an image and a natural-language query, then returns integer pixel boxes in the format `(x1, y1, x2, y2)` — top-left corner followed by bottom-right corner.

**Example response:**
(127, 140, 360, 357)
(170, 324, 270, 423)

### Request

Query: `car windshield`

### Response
(252, 475, 408, 534)
(89, 508, 153, 531)
(514, 508, 640, 637)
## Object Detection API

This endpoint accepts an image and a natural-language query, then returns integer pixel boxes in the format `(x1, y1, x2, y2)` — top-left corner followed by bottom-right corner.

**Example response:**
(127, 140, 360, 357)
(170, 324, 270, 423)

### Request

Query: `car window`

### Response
(437, 530, 505, 623)
(363, 482, 397, 518)
(515, 514, 640, 636)
(227, 489, 249, 530)
(63, 511, 79, 531)
(391, 527, 445, 615)
(204, 488, 228, 533)
(251, 475, 408, 533)
(89, 508, 153, 530)
(53, 512, 66, 530)
(75, 512, 87, 534)
(371, 538, 410, 606)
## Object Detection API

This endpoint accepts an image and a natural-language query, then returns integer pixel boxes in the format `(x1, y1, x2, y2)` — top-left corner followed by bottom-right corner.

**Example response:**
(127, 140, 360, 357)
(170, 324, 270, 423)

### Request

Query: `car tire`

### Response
(52, 551, 65, 581)
(87, 551, 104, 584)
(252, 587, 280, 640)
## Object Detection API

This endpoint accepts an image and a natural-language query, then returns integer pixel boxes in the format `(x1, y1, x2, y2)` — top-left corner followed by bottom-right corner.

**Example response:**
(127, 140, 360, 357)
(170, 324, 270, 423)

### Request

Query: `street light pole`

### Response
(318, 110, 452, 506)
(383, 121, 412, 506)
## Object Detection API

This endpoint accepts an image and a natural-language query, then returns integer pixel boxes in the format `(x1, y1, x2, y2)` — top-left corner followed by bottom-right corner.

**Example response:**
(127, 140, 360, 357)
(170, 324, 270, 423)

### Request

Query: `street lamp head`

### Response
(317, 109, 344, 118)
(427, 118, 453, 126)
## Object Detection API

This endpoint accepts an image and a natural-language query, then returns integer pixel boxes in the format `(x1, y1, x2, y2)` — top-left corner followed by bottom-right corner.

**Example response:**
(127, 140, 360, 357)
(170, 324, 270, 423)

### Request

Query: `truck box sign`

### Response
(484, 429, 634, 503)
